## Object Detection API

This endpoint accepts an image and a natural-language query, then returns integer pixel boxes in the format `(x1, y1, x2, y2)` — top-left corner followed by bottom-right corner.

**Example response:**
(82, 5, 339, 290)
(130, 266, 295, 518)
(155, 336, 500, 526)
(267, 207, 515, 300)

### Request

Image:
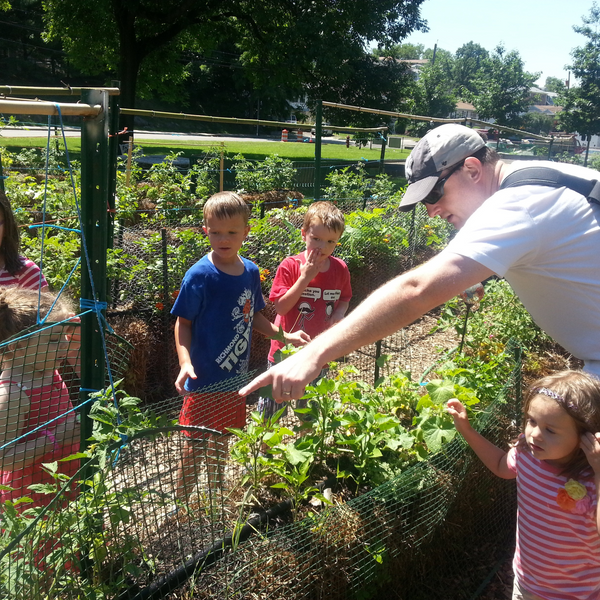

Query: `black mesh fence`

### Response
(0, 356, 521, 600)
(107, 199, 452, 404)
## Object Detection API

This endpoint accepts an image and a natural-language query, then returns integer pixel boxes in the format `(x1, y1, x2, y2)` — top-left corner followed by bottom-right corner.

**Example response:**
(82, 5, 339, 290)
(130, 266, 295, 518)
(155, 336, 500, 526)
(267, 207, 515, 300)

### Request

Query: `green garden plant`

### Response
(232, 153, 296, 193)
(0, 385, 173, 600)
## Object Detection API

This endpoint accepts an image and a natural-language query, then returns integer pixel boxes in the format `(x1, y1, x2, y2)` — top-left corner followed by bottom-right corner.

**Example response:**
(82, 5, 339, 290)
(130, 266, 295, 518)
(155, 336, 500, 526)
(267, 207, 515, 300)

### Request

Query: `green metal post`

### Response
(379, 135, 387, 176)
(0, 153, 4, 193)
(313, 100, 323, 201)
(374, 340, 382, 385)
(79, 89, 110, 451)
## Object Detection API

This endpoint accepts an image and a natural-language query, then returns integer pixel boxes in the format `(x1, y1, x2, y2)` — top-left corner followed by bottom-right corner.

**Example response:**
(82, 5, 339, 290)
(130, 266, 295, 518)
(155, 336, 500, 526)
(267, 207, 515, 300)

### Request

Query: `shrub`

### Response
(232, 154, 296, 193)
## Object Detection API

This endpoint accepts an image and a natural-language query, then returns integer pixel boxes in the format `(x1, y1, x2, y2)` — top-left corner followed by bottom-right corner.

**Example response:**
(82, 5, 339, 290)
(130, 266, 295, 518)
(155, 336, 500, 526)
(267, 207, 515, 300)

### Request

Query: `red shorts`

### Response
(179, 390, 246, 438)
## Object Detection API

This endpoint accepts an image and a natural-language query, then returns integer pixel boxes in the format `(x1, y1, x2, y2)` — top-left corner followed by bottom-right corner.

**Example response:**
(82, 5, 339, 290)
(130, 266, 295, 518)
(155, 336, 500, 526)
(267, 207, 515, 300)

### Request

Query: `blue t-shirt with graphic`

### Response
(171, 255, 266, 391)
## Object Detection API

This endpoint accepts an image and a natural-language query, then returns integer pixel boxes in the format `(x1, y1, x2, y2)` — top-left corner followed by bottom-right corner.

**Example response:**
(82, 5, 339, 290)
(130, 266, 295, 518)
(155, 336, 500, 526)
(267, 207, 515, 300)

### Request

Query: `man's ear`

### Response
(463, 156, 485, 183)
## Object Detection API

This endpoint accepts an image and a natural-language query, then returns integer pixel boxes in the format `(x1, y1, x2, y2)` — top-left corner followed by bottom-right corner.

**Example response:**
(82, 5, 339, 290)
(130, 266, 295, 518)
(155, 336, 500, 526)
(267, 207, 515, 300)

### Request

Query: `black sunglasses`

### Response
(422, 160, 465, 205)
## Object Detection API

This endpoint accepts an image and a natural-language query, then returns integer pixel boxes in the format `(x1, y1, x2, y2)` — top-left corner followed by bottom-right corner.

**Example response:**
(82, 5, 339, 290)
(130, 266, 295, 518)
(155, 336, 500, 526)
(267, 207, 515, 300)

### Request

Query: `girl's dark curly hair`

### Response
(517, 370, 600, 479)
(0, 191, 25, 275)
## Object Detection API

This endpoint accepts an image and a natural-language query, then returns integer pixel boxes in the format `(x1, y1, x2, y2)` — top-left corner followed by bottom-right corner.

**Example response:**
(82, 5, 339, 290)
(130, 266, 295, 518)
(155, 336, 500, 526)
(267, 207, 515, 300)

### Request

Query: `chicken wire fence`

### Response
(107, 198, 451, 404)
(0, 351, 521, 600)
(2, 161, 521, 600)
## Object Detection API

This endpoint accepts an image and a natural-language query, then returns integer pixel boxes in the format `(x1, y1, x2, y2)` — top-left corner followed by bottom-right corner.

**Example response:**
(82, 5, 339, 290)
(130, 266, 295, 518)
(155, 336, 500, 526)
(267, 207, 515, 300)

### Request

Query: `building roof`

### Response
(529, 104, 562, 115)
(455, 101, 476, 111)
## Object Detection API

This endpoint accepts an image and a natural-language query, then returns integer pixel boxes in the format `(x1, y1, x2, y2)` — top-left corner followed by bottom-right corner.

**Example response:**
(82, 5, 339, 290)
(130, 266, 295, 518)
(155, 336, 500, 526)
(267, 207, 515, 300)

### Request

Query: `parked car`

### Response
(311, 122, 333, 136)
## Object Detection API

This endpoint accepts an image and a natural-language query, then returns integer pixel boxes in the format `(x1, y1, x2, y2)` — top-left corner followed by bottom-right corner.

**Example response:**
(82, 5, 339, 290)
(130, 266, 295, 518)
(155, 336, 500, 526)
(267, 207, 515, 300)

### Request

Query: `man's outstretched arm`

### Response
(239, 252, 493, 401)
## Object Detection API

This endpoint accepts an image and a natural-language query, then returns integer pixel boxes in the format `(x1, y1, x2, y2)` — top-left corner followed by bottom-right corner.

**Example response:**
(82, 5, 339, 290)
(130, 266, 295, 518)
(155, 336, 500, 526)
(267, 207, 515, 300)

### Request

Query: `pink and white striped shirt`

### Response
(0, 257, 48, 290)
(507, 445, 600, 600)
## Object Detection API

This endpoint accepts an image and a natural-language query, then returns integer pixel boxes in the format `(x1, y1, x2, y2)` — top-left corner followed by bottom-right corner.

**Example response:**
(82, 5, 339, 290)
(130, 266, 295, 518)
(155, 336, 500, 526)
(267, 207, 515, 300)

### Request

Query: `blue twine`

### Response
(29, 224, 82, 234)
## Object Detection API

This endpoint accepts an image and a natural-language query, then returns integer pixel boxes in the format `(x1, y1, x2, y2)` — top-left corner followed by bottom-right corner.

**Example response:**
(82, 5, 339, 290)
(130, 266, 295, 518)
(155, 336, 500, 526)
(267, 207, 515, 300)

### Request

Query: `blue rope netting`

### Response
(0, 106, 123, 453)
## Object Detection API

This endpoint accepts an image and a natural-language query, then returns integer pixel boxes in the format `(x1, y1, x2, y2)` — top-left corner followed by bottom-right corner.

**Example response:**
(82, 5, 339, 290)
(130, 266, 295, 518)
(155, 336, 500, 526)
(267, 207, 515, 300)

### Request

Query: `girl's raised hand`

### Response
(446, 398, 472, 435)
(581, 431, 600, 475)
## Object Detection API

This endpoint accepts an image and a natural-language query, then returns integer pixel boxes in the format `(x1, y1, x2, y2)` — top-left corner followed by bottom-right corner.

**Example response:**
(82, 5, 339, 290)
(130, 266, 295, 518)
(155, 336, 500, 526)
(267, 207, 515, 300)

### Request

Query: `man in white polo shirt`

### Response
(240, 123, 600, 401)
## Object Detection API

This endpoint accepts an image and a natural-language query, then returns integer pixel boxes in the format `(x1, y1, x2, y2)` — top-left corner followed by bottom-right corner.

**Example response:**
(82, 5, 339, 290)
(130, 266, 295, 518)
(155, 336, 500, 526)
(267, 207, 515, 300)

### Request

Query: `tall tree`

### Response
(316, 55, 415, 128)
(557, 2, 600, 164)
(453, 42, 488, 94)
(42, 0, 428, 133)
(397, 61, 456, 135)
(544, 76, 565, 93)
(466, 45, 538, 126)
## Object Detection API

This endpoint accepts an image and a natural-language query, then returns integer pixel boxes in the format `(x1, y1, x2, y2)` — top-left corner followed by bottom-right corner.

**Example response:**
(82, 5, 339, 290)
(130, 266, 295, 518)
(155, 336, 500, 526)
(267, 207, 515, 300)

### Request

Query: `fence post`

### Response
(379, 134, 387, 176)
(512, 342, 523, 424)
(79, 89, 110, 578)
(161, 228, 171, 387)
(79, 88, 109, 443)
(374, 339, 382, 385)
(0, 152, 4, 193)
(220, 142, 224, 192)
(125, 138, 133, 187)
(314, 100, 323, 200)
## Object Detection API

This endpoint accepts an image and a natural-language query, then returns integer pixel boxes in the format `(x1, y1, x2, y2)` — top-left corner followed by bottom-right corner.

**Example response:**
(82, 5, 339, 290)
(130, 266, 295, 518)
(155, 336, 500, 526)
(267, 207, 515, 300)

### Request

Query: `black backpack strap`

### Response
(499, 166, 600, 206)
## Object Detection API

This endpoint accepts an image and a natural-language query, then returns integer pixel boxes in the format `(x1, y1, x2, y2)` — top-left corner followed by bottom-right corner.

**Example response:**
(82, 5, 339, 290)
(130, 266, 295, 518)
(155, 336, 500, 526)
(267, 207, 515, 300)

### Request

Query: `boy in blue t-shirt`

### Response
(171, 191, 309, 501)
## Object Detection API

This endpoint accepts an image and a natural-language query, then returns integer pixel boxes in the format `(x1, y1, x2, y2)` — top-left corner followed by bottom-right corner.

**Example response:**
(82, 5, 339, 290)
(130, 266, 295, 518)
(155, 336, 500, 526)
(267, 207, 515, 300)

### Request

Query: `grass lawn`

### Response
(1, 135, 411, 162)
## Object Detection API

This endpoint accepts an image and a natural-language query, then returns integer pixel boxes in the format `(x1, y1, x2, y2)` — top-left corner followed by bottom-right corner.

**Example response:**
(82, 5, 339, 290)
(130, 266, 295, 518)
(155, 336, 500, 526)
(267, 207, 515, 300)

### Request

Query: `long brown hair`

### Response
(0, 191, 25, 275)
(518, 370, 600, 479)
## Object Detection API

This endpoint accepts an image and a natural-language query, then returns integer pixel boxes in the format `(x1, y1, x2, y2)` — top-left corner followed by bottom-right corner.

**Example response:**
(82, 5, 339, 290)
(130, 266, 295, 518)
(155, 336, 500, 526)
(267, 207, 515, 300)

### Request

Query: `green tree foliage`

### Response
(544, 75, 565, 93)
(317, 55, 416, 128)
(453, 42, 488, 94)
(557, 3, 600, 148)
(400, 62, 456, 132)
(465, 45, 539, 126)
(423, 46, 454, 67)
(373, 42, 425, 60)
(41, 0, 428, 132)
(0, 0, 69, 85)
(519, 112, 555, 135)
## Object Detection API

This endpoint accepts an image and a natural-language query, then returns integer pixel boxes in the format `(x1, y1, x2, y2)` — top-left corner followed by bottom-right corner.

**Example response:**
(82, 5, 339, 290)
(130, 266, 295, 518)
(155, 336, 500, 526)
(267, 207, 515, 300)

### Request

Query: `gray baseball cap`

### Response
(399, 124, 486, 212)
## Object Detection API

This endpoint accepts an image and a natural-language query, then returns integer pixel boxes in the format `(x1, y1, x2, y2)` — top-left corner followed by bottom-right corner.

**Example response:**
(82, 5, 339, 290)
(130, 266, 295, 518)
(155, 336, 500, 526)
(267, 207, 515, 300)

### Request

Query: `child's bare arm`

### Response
(174, 317, 196, 395)
(253, 312, 311, 346)
(330, 300, 350, 326)
(447, 399, 516, 480)
(53, 413, 80, 449)
(580, 431, 600, 534)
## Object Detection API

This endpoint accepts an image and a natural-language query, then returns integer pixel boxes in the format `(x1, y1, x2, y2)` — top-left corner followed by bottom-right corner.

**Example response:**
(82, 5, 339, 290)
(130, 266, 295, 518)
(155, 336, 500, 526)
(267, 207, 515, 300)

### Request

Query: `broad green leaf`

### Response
(426, 379, 456, 404)
(283, 444, 312, 466)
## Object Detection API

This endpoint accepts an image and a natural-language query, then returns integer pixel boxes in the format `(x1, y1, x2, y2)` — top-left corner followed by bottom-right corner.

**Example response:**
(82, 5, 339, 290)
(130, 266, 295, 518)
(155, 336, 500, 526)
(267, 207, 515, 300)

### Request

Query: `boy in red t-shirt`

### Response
(258, 201, 352, 422)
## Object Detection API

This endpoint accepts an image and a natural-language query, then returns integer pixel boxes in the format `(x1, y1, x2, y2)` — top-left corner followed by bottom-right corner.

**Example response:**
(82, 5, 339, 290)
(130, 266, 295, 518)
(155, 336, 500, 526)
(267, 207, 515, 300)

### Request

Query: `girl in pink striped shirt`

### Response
(0, 191, 48, 291)
(448, 370, 600, 600)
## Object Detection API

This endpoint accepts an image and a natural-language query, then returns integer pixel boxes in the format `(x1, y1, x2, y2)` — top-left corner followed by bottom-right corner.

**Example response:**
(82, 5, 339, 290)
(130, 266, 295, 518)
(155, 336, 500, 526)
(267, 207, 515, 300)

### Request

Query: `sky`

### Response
(401, 0, 595, 87)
